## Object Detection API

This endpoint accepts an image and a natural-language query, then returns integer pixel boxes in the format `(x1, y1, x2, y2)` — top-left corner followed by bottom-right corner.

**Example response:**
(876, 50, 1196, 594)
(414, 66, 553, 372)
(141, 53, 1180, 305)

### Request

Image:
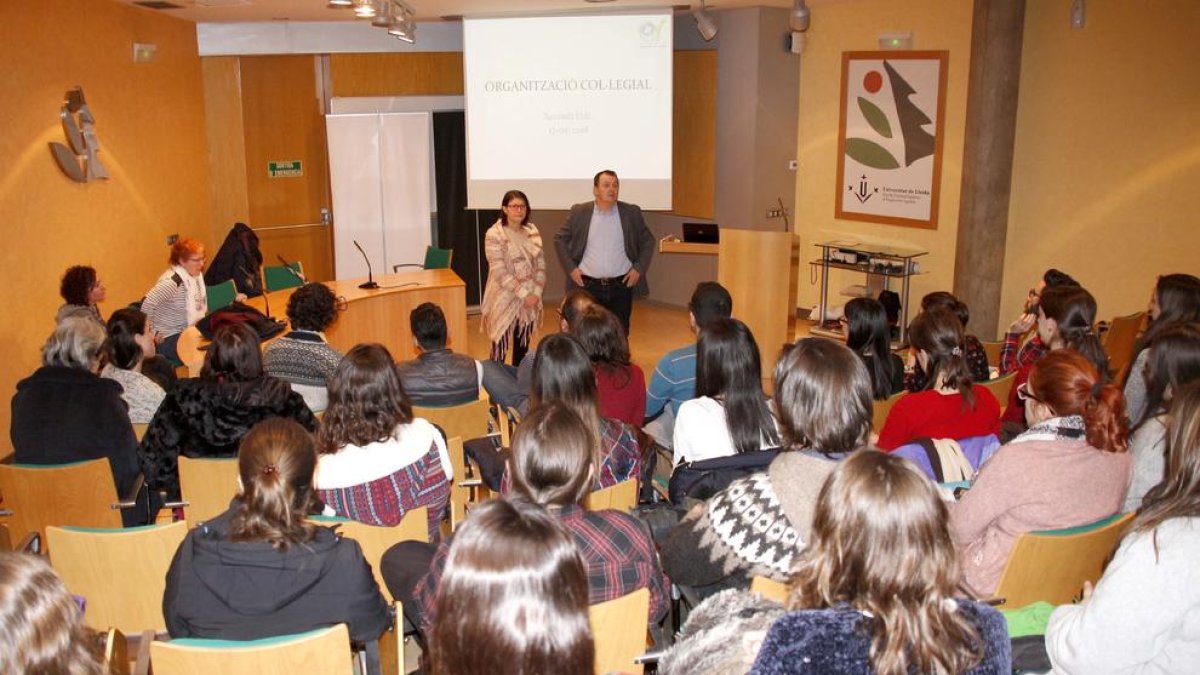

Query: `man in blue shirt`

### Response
(643, 281, 732, 447)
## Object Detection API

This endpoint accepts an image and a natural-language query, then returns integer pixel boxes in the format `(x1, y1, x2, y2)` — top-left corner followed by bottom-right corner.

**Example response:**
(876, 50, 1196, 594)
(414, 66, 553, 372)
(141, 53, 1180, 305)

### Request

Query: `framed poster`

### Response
(835, 51, 948, 229)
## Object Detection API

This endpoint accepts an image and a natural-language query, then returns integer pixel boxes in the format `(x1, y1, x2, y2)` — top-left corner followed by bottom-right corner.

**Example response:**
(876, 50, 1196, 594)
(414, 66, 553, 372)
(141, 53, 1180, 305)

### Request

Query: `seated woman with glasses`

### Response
(950, 349, 1130, 597)
(264, 282, 345, 412)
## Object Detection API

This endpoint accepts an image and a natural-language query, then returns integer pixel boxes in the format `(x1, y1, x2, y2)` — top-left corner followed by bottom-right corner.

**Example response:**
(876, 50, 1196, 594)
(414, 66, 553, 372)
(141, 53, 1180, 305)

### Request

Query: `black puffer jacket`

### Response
(138, 376, 315, 497)
(163, 505, 390, 641)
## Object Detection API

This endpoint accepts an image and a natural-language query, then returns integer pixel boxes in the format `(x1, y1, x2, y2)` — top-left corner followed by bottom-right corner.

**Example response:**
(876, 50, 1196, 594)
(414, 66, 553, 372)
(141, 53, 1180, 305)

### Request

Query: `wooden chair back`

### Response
(178, 456, 240, 528)
(149, 623, 351, 675)
(980, 340, 1004, 368)
(103, 628, 131, 675)
(47, 521, 188, 633)
(132, 423, 149, 441)
(443, 436, 488, 531)
(749, 576, 791, 603)
(993, 512, 1133, 608)
(0, 459, 123, 547)
(589, 587, 649, 675)
(979, 372, 1017, 413)
(307, 507, 428, 603)
(871, 390, 906, 433)
(413, 399, 492, 441)
(584, 480, 638, 512)
(1103, 311, 1146, 387)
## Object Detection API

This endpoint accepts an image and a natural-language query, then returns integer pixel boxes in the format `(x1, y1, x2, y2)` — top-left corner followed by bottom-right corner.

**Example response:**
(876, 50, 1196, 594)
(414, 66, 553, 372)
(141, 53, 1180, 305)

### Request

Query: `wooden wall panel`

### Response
(201, 57, 250, 237)
(329, 53, 465, 97)
(672, 51, 717, 218)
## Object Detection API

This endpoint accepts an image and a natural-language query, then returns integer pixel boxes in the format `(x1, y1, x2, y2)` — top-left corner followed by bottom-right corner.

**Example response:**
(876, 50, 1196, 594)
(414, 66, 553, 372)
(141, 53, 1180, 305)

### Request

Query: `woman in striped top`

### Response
(314, 343, 452, 539)
(142, 237, 232, 365)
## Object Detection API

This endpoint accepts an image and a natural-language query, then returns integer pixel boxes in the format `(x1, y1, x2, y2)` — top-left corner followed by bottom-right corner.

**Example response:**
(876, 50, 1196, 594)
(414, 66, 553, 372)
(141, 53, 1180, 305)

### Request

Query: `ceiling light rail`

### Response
(329, 0, 417, 43)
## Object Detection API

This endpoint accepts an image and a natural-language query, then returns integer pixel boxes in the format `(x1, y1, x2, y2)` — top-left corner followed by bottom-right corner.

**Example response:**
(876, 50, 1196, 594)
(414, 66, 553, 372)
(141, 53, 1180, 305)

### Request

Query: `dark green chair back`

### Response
(264, 261, 304, 292)
(423, 247, 453, 269)
(205, 280, 236, 312)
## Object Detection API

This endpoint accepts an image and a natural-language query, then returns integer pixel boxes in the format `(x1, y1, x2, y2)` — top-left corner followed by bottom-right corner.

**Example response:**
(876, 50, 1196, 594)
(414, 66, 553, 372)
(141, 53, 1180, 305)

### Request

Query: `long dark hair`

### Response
(201, 323, 263, 383)
(908, 309, 976, 408)
(774, 338, 872, 454)
(574, 305, 632, 386)
(1137, 323, 1200, 427)
(530, 334, 602, 469)
(1039, 285, 1109, 381)
(105, 307, 148, 370)
(509, 402, 593, 507)
(230, 418, 319, 550)
(788, 451, 983, 675)
(318, 343, 413, 454)
(1028, 350, 1129, 454)
(695, 318, 779, 454)
(430, 498, 594, 675)
(845, 297, 900, 401)
(1135, 274, 1200, 355)
(1133, 381, 1200, 542)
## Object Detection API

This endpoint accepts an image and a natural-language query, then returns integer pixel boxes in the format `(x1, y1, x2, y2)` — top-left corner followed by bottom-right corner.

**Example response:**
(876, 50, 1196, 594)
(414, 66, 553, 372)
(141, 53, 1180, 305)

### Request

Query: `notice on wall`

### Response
(268, 160, 303, 178)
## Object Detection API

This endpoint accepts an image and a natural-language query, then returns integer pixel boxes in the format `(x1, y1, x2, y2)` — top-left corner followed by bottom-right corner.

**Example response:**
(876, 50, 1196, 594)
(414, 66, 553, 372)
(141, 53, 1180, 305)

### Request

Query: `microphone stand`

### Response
(276, 254, 307, 284)
(353, 240, 379, 290)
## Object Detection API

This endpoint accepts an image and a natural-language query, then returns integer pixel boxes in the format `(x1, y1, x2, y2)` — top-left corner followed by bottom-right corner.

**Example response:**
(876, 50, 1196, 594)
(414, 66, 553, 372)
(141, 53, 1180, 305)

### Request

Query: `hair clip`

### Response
(951, 347, 963, 356)
(262, 464, 279, 476)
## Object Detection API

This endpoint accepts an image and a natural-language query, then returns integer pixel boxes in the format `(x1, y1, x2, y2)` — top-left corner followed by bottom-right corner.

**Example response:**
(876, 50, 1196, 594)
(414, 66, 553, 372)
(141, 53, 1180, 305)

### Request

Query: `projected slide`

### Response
(464, 12, 673, 209)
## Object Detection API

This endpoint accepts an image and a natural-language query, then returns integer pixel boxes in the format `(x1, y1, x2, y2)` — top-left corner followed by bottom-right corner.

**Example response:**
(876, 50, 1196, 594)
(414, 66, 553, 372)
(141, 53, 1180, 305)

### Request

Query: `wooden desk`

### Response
(178, 269, 467, 375)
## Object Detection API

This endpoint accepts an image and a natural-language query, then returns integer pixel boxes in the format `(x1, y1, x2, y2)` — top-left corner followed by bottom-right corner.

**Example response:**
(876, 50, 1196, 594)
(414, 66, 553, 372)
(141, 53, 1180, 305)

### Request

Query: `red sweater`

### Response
(877, 385, 1002, 450)
(595, 364, 646, 429)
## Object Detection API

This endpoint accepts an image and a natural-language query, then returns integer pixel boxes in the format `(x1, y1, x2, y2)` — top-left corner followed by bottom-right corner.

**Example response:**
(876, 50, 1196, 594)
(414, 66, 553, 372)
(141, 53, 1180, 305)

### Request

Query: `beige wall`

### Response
(1003, 0, 1200, 326)
(792, 0, 974, 319)
(0, 1, 212, 447)
(794, 0, 1200, 337)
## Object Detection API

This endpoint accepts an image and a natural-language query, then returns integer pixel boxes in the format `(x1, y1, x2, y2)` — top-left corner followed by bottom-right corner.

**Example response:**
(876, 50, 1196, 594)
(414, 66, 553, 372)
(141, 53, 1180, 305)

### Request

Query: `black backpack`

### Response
(668, 449, 779, 505)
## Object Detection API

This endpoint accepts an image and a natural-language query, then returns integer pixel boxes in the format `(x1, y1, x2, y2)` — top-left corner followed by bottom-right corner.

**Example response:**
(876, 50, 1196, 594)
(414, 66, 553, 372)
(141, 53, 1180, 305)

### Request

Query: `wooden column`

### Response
(953, 0, 1026, 339)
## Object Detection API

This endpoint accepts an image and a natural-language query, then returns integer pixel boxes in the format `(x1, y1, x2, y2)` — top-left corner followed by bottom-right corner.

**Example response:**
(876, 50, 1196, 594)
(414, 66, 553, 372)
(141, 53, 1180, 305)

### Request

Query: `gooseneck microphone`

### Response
(275, 254, 306, 283)
(353, 240, 379, 290)
(237, 264, 271, 319)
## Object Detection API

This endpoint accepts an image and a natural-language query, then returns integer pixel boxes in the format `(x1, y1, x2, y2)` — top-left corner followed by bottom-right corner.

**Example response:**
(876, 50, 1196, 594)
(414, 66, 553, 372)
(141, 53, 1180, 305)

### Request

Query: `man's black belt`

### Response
(582, 274, 626, 286)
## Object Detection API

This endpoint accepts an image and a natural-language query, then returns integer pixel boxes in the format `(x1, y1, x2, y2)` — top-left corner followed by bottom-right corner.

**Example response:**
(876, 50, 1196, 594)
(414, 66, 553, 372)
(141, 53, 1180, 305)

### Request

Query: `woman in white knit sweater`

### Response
(1047, 380, 1200, 673)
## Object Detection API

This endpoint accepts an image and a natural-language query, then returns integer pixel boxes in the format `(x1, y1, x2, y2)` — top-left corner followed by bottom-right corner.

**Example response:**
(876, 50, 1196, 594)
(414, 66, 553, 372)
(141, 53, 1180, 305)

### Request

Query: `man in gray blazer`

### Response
(553, 169, 655, 335)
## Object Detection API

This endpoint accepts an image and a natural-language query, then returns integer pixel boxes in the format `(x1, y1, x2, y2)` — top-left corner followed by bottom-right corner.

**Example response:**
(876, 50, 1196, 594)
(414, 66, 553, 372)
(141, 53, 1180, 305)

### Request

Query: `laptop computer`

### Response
(682, 222, 719, 244)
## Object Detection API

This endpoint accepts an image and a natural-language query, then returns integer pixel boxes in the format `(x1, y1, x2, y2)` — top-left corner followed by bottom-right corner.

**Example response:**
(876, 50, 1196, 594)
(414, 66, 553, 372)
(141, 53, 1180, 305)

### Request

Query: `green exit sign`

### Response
(268, 160, 303, 178)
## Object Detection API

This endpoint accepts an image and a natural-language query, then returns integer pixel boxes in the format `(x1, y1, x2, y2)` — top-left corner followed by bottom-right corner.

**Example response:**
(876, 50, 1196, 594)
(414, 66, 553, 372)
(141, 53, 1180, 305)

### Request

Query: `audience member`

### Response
(56, 264, 105, 325)
(428, 497, 594, 675)
(101, 307, 166, 423)
(0, 551, 106, 675)
(1124, 273, 1200, 424)
(1046, 380, 1200, 673)
(907, 291, 991, 390)
(382, 402, 668, 635)
(1001, 285, 1110, 435)
(528, 333, 640, 488)
(139, 323, 316, 498)
(142, 237, 230, 365)
(481, 289, 594, 414)
(732, 452, 1010, 674)
(672, 318, 780, 466)
(644, 281, 732, 447)
(876, 309, 1001, 450)
(396, 302, 482, 406)
(999, 268, 1080, 375)
(661, 338, 873, 595)
(1123, 323, 1200, 511)
(10, 317, 143, 525)
(843, 297, 905, 400)
(480, 189, 546, 367)
(163, 418, 390, 642)
(314, 343, 450, 539)
(951, 350, 1130, 597)
(575, 304, 645, 428)
(263, 282, 343, 411)
(555, 169, 655, 335)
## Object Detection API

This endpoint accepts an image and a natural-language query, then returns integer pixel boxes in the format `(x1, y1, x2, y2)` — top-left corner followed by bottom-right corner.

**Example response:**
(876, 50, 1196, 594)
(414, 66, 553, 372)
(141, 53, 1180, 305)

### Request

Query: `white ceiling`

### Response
(119, 0, 793, 23)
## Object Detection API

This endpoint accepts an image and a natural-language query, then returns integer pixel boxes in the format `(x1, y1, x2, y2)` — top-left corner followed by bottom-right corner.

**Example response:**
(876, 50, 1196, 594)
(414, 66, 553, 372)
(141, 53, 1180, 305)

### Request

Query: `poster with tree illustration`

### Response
(836, 51, 948, 229)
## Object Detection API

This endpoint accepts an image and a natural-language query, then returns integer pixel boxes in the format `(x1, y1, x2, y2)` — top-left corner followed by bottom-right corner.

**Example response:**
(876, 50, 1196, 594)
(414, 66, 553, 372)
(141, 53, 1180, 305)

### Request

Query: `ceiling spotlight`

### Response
(352, 0, 376, 18)
(692, 0, 717, 42)
(789, 0, 810, 32)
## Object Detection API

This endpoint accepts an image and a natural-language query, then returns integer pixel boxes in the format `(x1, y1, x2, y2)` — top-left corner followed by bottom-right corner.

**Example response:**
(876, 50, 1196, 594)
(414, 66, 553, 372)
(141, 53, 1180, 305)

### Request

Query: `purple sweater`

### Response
(950, 438, 1130, 596)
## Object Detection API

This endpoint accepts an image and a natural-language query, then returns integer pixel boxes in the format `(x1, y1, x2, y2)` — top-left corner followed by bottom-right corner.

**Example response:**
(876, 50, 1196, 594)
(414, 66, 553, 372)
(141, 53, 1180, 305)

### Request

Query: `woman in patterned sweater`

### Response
(660, 338, 874, 595)
(314, 343, 451, 539)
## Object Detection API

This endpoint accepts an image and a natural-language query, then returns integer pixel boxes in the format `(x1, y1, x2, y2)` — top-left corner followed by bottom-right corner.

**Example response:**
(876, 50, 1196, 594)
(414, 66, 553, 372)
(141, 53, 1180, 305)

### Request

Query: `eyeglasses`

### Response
(504, 204, 528, 210)
(1015, 382, 1042, 404)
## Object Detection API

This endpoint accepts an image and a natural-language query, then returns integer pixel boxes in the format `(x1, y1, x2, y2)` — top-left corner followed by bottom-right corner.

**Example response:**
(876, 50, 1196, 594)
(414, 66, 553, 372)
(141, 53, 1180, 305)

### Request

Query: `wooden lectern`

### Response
(716, 229, 800, 381)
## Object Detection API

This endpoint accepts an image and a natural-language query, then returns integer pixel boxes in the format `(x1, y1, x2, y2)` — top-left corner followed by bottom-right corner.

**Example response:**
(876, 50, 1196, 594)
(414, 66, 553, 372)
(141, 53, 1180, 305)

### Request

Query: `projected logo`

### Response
(49, 86, 108, 183)
(638, 19, 668, 46)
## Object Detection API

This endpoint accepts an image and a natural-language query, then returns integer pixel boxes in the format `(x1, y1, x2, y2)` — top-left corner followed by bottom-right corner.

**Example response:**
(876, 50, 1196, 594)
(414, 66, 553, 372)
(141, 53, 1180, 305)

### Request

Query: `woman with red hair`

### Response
(951, 349, 1131, 597)
(143, 237, 243, 365)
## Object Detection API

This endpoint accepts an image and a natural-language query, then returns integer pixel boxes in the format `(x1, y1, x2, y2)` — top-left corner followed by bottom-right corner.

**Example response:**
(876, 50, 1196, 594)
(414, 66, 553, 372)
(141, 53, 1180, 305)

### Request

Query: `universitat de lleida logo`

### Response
(846, 61, 934, 204)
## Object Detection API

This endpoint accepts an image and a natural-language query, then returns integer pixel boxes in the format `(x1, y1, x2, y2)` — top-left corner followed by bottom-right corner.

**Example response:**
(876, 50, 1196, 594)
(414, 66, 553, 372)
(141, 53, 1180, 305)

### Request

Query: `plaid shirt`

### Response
(999, 332, 1048, 375)
(414, 503, 670, 632)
